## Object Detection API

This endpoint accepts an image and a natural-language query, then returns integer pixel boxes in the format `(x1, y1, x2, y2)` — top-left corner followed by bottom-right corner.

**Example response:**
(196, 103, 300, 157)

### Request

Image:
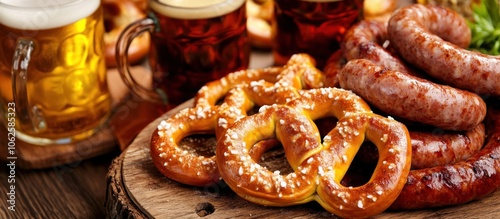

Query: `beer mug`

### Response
(0, 0, 111, 145)
(273, 0, 364, 69)
(116, 0, 250, 110)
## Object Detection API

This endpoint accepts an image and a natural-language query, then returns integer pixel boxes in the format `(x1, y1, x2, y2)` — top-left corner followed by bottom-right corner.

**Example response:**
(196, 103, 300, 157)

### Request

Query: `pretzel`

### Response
(236, 54, 325, 106)
(102, 0, 149, 67)
(217, 88, 411, 218)
(204, 53, 324, 137)
(315, 113, 411, 218)
(151, 106, 219, 186)
(150, 67, 280, 186)
(194, 67, 283, 108)
(195, 54, 324, 107)
(151, 54, 325, 186)
(246, 0, 274, 49)
(364, 0, 398, 24)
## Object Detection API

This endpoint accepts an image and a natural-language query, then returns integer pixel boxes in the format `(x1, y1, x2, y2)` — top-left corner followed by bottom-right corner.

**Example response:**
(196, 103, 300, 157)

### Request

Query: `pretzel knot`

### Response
(151, 54, 325, 186)
(216, 88, 412, 218)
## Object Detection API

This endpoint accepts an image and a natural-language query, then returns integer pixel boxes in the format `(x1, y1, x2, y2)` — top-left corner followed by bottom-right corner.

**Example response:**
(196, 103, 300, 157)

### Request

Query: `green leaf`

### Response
(486, 0, 500, 26)
(468, 0, 500, 55)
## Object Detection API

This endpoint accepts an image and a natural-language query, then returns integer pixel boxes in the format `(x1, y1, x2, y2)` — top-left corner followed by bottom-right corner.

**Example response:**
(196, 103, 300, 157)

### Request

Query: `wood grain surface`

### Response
(106, 100, 500, 219)
(0, 151, 119, 219)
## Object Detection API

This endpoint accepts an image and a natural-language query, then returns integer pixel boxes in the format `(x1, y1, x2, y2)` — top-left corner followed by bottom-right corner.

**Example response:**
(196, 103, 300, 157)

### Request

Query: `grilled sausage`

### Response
(388, 4, 500, 96)
(338, 59, 486, 131)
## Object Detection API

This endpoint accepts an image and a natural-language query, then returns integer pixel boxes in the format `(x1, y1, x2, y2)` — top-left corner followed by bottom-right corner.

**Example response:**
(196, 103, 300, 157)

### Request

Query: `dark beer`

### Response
(149, 0, 250, 109)
(273, 0, 364, 68)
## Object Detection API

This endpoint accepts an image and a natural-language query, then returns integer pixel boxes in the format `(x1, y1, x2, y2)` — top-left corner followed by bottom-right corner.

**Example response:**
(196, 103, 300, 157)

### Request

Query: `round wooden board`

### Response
(106, 100, 500, 219)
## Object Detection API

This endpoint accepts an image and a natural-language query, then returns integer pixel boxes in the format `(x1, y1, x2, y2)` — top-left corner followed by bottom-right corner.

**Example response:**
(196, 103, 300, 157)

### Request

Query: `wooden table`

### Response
(0, 151, 119, 218)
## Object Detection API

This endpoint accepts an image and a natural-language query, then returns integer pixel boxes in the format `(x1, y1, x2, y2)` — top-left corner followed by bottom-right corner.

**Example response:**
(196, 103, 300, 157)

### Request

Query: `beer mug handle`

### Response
(116, 17, 168, 104)
(11, 38, 45, 133)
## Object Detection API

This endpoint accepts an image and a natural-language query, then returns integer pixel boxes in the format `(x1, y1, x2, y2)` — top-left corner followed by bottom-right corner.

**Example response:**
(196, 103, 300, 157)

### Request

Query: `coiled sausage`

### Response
(388, 4, 500, 96)
(338, 59, 486, 131)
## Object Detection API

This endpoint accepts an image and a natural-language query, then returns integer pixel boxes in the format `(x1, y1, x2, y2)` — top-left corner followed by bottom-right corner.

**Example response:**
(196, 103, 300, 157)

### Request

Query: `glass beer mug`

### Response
(116, 0, 250, 110)
(0, 0, 111, 145)
(273, 0, 364, 69)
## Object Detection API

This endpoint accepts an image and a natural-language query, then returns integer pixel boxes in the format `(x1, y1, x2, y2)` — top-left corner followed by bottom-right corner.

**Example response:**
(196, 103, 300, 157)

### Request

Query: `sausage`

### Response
(390, 102, 500, 210)
(351, 123, 485, 170)
(341, 19, 420, 77)
(323, 50, 345, 88)
(410, 123, 485, 169)
(388, 4, 500, 96)
(325, 20, 417, 88)
(338, 59, 486, 131)
(339, 18, 486, 168)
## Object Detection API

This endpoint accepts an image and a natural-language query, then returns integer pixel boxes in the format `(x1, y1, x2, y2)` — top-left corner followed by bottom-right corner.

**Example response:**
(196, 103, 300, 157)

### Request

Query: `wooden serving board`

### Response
(106, 100, 500, 219)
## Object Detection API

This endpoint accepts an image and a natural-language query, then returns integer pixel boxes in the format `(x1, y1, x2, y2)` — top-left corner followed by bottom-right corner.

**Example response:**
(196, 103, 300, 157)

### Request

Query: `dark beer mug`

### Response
(116, 0, 250, 110)
(272, 0, 364, 69)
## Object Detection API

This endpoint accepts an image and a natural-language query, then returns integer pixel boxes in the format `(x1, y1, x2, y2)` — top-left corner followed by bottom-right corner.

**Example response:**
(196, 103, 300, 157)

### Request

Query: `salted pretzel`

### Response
(151, 54, 325, 186)
(200, 54, 324, 137)
(196, 54, 324, 107)
(151, 67, 285, 186)
(194, 67, 283, 108)
(151, 67, 281, 186)
(217, 88, 412, 218)
(102, 0, 150, 67)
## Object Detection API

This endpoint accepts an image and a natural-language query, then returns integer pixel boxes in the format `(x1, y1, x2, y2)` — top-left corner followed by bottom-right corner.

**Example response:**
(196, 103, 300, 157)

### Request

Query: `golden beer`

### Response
(0, 0, 111, 144)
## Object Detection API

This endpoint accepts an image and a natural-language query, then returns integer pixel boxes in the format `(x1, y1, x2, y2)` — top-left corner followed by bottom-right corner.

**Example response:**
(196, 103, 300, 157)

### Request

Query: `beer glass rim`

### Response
(0, 0, 100, 29)
(149, 0, 245, 20)
(0, 0, 86, 10)
(299, 0, 345, 2)
(151, 0, 244, 10)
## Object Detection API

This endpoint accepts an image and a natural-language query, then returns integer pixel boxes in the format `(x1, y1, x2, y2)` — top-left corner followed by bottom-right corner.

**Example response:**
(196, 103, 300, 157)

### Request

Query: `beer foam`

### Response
(150, 0, 245, 19)
(0, 0, 100, 30)
(301, 0, 344, 2)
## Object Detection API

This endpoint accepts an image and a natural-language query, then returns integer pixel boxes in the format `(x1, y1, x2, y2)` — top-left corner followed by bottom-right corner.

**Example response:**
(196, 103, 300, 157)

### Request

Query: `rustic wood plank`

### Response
(0, 152, 117, 219)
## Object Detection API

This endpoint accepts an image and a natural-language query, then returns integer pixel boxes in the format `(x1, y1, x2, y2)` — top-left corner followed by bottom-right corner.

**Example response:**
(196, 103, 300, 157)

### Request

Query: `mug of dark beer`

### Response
(0, 0, 111, 145)
(116, 0, 250, 110)
(272, 0, 364, 69)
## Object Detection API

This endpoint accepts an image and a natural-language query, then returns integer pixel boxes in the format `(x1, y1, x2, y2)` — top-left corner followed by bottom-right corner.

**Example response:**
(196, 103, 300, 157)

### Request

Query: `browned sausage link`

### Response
(388, 4, 500, 96)
(410, 123, 485, 169)
(338, 59, 486, 131)
(323, 50, 345, 88)
(348, 124, 486, 170)
(390, 104, 500, 210)
(341, 19, 419, 76)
